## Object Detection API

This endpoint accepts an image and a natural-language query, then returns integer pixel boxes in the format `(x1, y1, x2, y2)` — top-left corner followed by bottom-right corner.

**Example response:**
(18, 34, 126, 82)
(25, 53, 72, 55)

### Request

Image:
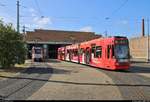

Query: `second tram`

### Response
(32, 46, 44, 62)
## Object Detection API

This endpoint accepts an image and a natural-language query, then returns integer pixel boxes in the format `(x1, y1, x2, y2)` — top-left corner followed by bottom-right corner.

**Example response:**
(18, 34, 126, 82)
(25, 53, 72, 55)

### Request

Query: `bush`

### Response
(0, 20, 27, 68)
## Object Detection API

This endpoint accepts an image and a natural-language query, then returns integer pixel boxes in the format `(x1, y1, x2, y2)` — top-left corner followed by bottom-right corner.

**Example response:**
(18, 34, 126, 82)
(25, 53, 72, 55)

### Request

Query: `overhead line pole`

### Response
(17, 0, 20, 34)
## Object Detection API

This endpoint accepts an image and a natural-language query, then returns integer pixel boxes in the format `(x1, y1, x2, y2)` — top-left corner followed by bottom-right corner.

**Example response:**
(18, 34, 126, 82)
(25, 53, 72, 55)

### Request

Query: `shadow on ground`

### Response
(0, 67, 27, 74)
(102, 66, 150, 74)
(46, 59, 61, 63)
(128, 66, 150, 73)
(52, 68, 71, 74)
(19, 67, 71, 75)
(0, 65, 71, 77)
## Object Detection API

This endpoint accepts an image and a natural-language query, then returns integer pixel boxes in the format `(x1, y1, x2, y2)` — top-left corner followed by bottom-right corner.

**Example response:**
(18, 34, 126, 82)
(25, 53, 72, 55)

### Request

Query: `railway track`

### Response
(97, 68, 150, 100)
(55, 60, 150, 99)
(0, 60, 149, 100)
(63, 61, 150, 100)
(0, 62, 52, 100)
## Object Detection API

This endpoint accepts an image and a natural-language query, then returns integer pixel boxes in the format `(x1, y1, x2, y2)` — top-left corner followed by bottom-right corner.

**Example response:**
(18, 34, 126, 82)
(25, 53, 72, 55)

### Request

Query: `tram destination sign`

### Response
(115, 40, 128, 44)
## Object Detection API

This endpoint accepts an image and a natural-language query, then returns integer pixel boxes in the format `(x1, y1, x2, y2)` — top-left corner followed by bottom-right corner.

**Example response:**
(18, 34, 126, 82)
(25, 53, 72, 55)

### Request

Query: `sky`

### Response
(0, 0, 150, 38)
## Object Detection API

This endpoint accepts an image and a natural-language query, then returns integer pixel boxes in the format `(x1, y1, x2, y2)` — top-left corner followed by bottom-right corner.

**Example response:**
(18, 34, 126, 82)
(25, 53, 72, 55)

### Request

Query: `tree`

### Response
(0, 20, 27, 68)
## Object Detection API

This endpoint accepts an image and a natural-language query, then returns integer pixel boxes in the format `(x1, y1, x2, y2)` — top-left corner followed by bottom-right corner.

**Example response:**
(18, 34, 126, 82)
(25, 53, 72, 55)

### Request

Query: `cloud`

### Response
(29, 8, 37, 17)
(118, 20, 129, 25)
(80, 26, 93, 32)
(29, 8, 36, 13)
(34, 17, 52, 28)
(0, 16, 16, 28)
(28, 8, 52, 29)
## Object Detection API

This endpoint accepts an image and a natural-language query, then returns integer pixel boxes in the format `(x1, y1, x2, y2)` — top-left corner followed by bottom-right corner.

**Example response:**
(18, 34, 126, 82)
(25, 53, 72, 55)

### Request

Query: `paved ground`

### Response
(0, 62, 30, 80)
(28, 60, 150, 100)
(130, 63, 150, 78)
(0, 62, 52, 100)
(0, 60, 149, 100)
(28, 60, 122, 100)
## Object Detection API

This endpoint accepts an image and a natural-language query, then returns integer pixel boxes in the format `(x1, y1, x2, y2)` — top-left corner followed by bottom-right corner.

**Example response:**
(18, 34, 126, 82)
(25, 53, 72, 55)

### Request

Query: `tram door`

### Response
(105, 45, 112, 68)
(85, 48, 91, 64)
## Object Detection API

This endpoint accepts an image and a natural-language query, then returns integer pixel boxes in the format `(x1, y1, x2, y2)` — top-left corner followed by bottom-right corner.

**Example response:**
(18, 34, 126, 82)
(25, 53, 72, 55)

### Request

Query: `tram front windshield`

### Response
(114, 44, 129, 59)
(35, 49, 41, 54)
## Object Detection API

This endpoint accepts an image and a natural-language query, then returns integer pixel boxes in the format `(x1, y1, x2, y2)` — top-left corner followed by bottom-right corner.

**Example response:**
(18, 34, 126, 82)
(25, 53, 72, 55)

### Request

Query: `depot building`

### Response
(24, 29, 101, 59)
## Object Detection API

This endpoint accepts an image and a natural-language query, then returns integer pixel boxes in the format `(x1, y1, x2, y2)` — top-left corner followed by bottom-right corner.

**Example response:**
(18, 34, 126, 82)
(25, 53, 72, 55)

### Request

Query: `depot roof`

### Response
(24, 29, 101, 44)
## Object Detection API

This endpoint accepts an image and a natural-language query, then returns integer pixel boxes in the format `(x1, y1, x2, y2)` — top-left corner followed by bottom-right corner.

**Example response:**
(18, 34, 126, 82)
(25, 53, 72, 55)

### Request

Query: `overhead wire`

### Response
(103, 0, 129, 36)
(34, 0, 43, 18)
(105, 0, 129, 20)
(111, 0, 128, 16)
(0, 2, 16, 23)
(0, 0, 130, 33)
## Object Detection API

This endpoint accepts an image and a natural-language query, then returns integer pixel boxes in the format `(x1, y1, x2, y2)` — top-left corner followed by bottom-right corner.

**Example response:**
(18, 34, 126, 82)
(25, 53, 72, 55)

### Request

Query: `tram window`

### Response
(107, 45, 111, 58)
(81, 49, 84, 54)
(74, 50, 78, 56)
(112, 45, 115, 58)
(69, 50, 72, 55)
(80, 48, 84, 54)
(67, 50, 69, 54)
(35, 49, 41, 54)
(62, 51, 65, 55)
(92, 47, 95, 53)
(91, 44, 96, 57)
(96, 46, 102, 58)
(91, 44, 96, 53)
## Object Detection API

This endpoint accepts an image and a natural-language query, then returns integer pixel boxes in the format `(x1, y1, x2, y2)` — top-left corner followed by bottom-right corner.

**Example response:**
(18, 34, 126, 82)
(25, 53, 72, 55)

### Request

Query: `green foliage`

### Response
(0, 20, 27, 68)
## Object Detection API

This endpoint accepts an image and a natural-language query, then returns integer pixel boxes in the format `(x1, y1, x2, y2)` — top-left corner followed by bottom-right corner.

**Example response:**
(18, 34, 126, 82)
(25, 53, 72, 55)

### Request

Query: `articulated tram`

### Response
(58, 36, 130, 70)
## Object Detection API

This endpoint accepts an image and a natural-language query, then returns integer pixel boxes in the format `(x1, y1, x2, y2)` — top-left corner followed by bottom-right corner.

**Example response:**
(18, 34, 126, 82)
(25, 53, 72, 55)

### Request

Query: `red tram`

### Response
(58, 36, 130, 70)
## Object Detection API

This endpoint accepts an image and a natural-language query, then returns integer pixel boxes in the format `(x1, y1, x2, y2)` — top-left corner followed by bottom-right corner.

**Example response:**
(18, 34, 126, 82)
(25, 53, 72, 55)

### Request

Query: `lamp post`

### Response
(147, 18, 149, 62)
(105, 17, 110, 37)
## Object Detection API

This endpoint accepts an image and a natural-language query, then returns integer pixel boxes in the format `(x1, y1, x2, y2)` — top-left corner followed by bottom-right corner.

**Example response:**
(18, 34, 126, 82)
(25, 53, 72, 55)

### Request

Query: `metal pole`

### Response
(148, 18, 149, 62)
(105, 17, 110, 37)
(142, 18, 145, 37)
(22, 25, 25, 34)
(17, 0, 20, 34)
(105, 30, 108, 37)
